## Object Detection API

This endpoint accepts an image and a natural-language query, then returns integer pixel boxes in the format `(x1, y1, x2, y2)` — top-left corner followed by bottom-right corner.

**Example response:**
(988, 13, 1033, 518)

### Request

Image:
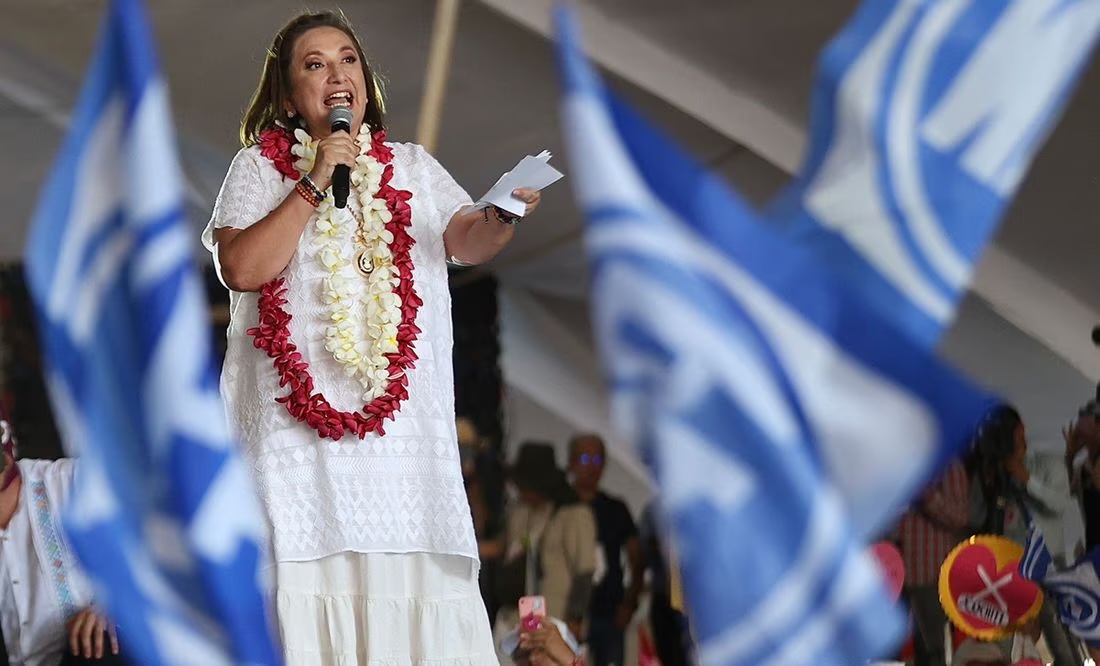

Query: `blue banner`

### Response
(24, 0, 280, 663)
(772, 0, 1100, 347)
(557, 0, 1100, 656)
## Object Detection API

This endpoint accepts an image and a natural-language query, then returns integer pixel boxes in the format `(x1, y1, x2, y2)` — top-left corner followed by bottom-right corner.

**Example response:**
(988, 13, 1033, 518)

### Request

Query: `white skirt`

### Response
(275, 551, 498, 665)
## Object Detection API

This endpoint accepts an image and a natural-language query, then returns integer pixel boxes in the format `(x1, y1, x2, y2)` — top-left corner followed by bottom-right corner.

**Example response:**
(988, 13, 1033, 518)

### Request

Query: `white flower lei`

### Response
(291, 124, 402, 403)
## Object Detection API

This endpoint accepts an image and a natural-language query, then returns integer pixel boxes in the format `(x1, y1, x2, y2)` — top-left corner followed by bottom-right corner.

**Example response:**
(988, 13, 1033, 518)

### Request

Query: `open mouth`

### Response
(324, 91, 354, 108)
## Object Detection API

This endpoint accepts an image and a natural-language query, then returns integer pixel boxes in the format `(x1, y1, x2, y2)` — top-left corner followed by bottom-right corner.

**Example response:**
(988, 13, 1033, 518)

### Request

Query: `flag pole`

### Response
(416, 0, 462, 153)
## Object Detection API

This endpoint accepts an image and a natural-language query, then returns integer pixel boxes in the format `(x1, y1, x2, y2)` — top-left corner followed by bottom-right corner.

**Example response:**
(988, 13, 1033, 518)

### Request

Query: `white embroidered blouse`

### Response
(0, 459, 94, 666)
(202, 141, 478, 564)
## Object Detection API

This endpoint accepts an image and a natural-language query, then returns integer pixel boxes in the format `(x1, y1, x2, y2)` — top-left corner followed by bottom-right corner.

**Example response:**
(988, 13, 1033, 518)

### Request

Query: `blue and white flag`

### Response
(771, 0, 1100, 348)
(1023, 525, 1100, 647)
(555, 5, 1003, 665)
(1021, 520, 1055, 582)
(23, 0, 279, 664)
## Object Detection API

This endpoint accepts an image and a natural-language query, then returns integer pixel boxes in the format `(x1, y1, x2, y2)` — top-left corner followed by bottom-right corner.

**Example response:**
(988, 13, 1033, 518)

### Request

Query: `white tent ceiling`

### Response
(2, 0, 1100, 501)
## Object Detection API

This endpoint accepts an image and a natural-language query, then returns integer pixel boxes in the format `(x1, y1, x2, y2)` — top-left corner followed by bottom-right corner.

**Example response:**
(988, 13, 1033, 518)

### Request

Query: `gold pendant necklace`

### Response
(355, 248, 374, 276)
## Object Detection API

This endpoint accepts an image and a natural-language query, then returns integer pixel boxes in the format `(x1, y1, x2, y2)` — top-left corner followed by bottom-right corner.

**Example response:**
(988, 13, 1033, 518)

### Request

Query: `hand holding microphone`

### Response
(306, 107, 355, 207)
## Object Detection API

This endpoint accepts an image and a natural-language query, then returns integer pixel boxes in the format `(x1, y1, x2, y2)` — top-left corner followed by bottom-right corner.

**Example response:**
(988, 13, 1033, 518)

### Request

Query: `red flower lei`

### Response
(248, 127, 421, 440)
(258, 128, 300, 181)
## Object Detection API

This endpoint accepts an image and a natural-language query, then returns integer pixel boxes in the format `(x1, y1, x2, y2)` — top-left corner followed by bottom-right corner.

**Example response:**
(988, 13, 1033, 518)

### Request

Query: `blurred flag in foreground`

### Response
(23, 0, 279, 663)
(771, 0, 1100, 347)
(551, 0, 1100, 662)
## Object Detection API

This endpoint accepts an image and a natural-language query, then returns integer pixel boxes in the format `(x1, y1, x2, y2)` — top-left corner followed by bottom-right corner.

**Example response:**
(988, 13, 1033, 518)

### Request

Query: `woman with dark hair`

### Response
(968, 404, 1083, 666)
(202, 11, 540, 663)
(968, 405, 1078, 554)
(968, 405, 1027, 536)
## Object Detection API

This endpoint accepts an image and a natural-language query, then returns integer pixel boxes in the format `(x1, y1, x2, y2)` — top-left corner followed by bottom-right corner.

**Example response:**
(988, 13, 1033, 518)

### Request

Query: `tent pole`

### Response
(416, 0, 462, 153)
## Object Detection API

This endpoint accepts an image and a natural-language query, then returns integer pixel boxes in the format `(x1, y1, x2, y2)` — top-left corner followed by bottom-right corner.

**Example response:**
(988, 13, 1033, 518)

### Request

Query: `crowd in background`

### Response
(457, 421, 694, 666)
(457, 388, 1100, 666)
(892, 395, 1100, 666)
(8, 256, 1100, 664)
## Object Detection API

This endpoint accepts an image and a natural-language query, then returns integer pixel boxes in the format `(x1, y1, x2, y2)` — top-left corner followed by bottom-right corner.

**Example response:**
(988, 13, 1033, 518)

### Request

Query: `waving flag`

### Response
(555, 6, 996, 664)
(23, 0, 279, 664)
(772, 0, 1100, 347)
(1023, 525, 1100, 648)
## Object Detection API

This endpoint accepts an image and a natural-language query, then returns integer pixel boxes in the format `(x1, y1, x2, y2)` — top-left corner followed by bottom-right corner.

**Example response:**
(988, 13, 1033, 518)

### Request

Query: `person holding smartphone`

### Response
(502, 597, 582, 666)
(515, 622, 582, 666)
(488, 443, 596, 663)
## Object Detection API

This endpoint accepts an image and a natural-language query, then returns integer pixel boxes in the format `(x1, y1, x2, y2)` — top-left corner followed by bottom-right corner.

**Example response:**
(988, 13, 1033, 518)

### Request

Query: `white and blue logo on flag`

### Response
(771, 0, 1100, 347)
(1023, 524, 1100, 647)
(23, 0, 279, 664)
(556, 5, 995, 665)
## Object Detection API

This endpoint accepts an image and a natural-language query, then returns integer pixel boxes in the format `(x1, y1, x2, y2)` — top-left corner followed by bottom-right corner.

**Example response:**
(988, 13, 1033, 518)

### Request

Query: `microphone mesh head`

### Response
(328, 107, 354, 131)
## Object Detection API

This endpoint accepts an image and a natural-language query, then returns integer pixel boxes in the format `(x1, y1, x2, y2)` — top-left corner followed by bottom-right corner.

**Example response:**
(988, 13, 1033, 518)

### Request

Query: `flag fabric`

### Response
(770, 0, 1100, 348)
(1022, 524, 1100, 647)
(1020, 520, 1054, 582)
(23, 0, 279, 664)
(555, 6, 994, 665)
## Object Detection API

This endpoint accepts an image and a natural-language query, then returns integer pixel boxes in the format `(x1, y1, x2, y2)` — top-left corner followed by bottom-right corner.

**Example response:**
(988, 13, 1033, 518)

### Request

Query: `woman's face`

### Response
(1013, 421, 1028, 460)
(284, 26, 368, 138)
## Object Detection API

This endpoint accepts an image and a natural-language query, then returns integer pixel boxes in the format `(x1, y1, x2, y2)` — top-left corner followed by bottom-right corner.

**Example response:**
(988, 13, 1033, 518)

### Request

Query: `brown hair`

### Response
(240, 11, 386, 146)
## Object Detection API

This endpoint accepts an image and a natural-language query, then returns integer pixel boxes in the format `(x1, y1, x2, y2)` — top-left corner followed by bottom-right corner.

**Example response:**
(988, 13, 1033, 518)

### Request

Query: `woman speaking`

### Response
(202, 11, 540, 663)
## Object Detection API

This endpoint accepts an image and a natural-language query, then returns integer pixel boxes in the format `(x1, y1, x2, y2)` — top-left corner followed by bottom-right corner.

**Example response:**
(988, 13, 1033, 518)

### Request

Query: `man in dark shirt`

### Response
(568, 435, 643, 666)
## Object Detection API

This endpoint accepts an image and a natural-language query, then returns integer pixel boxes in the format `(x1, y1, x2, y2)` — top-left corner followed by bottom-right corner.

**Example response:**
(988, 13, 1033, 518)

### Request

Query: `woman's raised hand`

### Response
(308, 130, 358, 191)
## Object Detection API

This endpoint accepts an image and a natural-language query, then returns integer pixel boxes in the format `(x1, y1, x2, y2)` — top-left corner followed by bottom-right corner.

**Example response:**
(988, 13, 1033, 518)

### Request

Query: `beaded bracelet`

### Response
(483, 206, 521, 225)
(294, 180, 321, 208)
(300, 175, 325, 202)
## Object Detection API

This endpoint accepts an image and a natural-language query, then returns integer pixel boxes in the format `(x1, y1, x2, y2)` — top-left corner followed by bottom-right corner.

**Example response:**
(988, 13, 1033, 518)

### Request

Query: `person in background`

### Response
(458, 417, 492, 537)
(458, 416, 506, 623)
(502, 616, 583, 666)
(1065, 400, 1100, 553)
(0, 403, 128, 665)
(568, 434, 643, 666)
(969, 404, 1083, 666)
(897, 458, 970, 666)
(638, 502, 695, 666)
(487, 442, 596, 664)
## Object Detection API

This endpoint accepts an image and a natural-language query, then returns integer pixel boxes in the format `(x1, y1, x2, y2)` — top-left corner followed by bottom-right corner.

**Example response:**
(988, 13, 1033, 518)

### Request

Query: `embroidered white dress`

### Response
(203, 141, 494, 664)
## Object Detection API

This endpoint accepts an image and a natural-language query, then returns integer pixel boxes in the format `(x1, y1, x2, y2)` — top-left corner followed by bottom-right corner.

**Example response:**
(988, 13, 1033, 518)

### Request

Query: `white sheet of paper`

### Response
(471, 150, 565, 217)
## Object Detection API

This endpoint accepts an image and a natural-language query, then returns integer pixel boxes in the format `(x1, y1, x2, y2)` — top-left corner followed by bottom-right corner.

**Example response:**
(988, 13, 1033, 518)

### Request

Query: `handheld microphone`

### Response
(328, 107, 354, 209)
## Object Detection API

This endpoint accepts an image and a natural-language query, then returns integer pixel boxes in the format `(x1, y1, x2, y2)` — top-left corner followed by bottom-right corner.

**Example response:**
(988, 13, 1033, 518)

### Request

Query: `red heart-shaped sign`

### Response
(939, 536, 1044, 640)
